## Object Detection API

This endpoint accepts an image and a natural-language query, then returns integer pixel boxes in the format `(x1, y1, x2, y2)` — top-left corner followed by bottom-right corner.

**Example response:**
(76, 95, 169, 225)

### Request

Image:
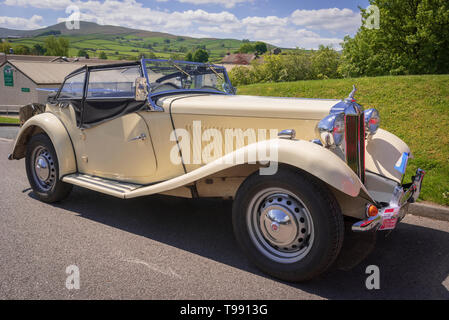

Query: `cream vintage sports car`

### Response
(9, 59, 425, 282)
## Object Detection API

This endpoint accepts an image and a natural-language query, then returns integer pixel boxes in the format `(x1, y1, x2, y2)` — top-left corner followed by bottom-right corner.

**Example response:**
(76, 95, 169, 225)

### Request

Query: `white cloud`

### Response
(290, 8, 361, 33)
(178, 0, 253, 9)
(3, 0, 71, 10)
(2, 0, 359, 49)
(0, 14, 44, 29)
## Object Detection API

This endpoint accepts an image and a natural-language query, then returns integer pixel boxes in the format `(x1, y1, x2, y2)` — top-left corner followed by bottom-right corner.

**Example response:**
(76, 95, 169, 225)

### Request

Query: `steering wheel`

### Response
(151, 82, 180, 93)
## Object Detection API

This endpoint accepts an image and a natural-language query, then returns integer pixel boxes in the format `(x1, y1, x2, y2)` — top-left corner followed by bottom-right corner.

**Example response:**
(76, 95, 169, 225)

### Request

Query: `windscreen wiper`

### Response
(207, 64, 224, 81)
(168, 59, 191, 78)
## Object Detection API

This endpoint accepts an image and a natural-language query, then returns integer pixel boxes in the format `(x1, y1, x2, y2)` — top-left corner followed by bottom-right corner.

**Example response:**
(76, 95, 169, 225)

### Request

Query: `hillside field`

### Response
(3, 22, 253, 62)
(8, 33, 245, 62)
(238, 75, 449, 206)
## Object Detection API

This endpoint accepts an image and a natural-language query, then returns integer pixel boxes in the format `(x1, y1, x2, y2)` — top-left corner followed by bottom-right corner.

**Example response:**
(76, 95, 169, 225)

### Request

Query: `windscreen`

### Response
(144, 60, 233, 95)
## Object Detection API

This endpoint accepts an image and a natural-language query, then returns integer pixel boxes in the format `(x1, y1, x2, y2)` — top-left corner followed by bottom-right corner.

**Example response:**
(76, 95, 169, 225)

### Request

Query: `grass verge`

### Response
(238, 75, 449, 206)
(0, 117, 20, 125)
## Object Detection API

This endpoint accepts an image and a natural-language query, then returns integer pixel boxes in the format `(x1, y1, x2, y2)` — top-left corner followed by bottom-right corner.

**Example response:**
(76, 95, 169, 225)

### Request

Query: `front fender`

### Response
(365, 128, 411, 183)
(274, 139, 364, 197)
(9, 113, 77, 177)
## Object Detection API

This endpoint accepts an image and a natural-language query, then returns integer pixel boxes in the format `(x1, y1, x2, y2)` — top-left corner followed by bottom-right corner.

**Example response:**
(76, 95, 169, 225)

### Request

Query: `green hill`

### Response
(238, 75, 449, 206)
(2, 21, 257, 62)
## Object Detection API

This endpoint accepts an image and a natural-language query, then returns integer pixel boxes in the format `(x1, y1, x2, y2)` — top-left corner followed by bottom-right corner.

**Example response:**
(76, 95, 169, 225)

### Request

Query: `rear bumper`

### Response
(352, 168, 425, 232)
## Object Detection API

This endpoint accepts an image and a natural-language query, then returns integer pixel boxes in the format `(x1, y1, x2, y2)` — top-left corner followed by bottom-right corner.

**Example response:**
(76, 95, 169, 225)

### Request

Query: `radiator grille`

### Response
(345, 114, 365, 183)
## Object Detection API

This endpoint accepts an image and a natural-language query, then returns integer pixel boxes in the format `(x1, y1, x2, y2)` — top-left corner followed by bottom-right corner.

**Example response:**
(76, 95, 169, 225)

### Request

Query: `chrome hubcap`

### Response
(247, 189, 314, 263)
(31, 146, 56, 191)
(35, 156, 50, 181)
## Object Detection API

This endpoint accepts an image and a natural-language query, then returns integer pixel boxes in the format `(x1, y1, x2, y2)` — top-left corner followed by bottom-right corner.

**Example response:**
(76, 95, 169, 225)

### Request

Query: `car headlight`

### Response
(316, 113, 345, 148)
(364, 108, 380, 136)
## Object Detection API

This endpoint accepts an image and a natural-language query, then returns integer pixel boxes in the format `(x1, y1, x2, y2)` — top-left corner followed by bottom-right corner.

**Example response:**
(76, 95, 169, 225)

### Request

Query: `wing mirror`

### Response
(222, 83, 237, 95)
(135, 77, 149, 101)
(47, 91, 57, 103)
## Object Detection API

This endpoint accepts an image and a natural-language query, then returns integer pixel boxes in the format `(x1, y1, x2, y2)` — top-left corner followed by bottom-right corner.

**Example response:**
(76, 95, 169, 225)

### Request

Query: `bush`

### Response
(229, 46, 341, 85)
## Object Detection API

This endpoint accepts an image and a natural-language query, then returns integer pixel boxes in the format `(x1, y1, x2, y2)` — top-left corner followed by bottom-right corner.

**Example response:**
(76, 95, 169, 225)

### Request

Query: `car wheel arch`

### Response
(10, 113, 77, 178)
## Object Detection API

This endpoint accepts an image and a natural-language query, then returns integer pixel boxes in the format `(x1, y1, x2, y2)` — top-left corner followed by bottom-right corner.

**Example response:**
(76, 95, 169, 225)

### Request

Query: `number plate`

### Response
(379, 217, 398, 230)
(379, 207, 400, 230)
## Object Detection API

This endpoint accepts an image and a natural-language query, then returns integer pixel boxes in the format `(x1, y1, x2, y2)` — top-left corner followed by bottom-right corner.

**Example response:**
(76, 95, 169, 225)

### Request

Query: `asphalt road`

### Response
(0, 134, 448, 300)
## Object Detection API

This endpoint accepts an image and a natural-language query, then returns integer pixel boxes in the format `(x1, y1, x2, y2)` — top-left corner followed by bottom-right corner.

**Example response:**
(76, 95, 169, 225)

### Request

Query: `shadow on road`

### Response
(29, 187, 449, 300)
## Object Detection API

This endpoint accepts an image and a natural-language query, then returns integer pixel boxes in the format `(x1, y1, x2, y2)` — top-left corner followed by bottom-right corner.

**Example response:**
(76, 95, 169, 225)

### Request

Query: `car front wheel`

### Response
(25, 133, 73, 203)
(232, 166, 344, 282)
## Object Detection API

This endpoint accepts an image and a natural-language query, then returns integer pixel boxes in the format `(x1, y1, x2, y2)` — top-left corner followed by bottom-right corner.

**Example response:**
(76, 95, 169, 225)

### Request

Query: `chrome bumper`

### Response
(352, 169, 425, 232)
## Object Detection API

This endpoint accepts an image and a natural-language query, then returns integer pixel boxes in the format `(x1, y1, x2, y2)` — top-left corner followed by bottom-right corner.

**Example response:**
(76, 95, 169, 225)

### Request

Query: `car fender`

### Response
(9, 112, 77, 177)
(365, 128, 411, 183)
(127, 138, 365, 199)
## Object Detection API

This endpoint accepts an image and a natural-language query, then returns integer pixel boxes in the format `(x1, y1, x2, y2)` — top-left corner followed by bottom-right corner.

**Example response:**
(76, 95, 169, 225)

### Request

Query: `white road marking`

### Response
(0, 138, 13, 142)
(122, 258, 182, 280)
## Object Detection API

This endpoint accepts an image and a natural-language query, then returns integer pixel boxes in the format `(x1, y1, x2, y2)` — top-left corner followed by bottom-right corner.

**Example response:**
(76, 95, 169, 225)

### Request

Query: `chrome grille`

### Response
(345, 114, 365, 183)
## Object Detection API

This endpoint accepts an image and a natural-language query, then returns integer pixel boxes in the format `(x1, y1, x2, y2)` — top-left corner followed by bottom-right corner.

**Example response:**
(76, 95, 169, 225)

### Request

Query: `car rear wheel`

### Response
(25, 133, 72, 203)
(232, 166, 344, 282)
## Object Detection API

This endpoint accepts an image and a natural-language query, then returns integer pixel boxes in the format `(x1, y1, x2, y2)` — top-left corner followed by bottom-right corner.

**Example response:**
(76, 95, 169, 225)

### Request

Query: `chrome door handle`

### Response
(129, 133, 146, 142)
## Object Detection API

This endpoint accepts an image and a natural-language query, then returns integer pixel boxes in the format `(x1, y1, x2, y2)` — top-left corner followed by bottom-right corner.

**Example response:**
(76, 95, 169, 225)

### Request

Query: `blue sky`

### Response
(0, 0, 371, 48)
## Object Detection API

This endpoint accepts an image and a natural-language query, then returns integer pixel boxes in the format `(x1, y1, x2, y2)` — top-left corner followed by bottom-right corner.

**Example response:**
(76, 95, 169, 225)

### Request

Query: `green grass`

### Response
(0, 116, 19, 124)
(238, 75, 449, 206)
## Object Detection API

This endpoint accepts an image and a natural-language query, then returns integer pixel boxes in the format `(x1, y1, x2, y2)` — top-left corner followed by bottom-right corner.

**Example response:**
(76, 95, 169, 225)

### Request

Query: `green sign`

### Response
(21, 88, 30, 92)
(4, 65, 14, 87)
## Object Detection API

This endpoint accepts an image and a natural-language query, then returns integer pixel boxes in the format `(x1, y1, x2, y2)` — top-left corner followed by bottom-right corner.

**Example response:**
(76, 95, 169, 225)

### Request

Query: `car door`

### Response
(77, 65, 157, 185)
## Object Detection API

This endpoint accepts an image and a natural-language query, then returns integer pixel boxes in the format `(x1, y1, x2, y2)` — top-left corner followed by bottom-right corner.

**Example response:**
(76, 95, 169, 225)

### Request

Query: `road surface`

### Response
(0, 136, 448, 299)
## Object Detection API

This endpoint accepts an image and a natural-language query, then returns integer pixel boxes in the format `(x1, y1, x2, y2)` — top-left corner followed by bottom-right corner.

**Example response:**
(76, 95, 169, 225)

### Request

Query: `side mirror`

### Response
(47, 91, 57, 103)
(222, 83, 237, 95)
(135, 77, 148, 101)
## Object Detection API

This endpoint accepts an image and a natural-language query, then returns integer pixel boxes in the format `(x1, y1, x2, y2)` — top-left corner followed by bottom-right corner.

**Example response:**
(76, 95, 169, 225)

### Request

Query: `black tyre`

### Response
(25, 133, 73, 203)
(232, 166, 344, 282)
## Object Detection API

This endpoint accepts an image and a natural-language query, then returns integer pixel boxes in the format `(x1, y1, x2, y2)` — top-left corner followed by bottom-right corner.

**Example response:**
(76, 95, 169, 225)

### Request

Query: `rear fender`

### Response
(9, 113, 77, 177)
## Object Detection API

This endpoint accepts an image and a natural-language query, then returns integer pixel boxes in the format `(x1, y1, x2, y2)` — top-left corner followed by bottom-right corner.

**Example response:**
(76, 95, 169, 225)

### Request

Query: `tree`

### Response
(77, 49, 88, 57)
(98, 51, 107, 59)
(0, 41, 12, 54)
(341, 0, 449, 76)
(13, 45, 31, 55)
(193, 49, 209, 62)
(44, 36, 69, 56)
(185, 52, 194, 62)
(254, 41, 268, 55)
(238, 43, 255, 53)
(32, 43, 46, 55)
(311, 45, 342, 79)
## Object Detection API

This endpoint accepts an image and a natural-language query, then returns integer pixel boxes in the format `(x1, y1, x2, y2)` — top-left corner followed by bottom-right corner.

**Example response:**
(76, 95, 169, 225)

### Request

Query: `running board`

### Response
(62, 174, 143, 198)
